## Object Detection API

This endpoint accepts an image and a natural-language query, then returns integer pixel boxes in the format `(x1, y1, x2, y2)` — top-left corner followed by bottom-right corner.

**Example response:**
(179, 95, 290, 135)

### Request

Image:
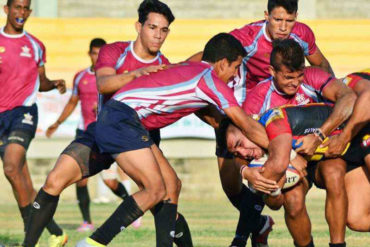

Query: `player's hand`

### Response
(295, 134, 322, 156)
(242, 167, 279, 194)
(46, 122, 60, 138)
(54, 79, 66, 94)
(290, 154, 307, 178)
(321, 134, 349, 158)
(132, 64, 166, 78)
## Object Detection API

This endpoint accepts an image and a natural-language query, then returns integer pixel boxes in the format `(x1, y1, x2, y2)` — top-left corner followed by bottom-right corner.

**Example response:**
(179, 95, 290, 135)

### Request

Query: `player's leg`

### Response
(346, 164, 370, 232)
(86, 146, 166, 246)
(76, 178, 94, 232)
(283, 180, 313, 247)
(317, 158, 347, 245)
(102, 164, 129, 200)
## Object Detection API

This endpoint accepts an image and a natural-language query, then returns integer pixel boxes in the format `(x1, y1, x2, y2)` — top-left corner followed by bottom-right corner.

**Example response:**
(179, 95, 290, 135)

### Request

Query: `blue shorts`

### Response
(75, 128, 85, 139)
(96, 100, 154, 155)
(0, 104, 38, 157)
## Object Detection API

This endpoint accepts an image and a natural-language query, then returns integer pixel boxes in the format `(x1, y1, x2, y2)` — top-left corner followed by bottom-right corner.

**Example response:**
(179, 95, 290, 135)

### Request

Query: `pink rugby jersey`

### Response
(243, 67, 335, 115)
(112, 61, 239, 130)
(72, 68, 98, 130)
(230, 20, 317, 97)
(0, 28, 46, 112)
(95, 41, 170, 109)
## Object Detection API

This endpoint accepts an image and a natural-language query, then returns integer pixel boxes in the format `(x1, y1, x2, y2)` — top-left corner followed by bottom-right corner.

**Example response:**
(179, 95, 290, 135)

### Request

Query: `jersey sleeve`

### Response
(262, 108, 292, 140)
(196, 69, 239, 110)
(292, 22, 317, 56)
(72, 71, 82, 96)
(35, 39, 46, 67)
(304, 67, 336, 95)
(302, 24, 317, 56)
(95, 42, 125, 70)
(160, 55, 171, 65)
(242, 86, 265, 115)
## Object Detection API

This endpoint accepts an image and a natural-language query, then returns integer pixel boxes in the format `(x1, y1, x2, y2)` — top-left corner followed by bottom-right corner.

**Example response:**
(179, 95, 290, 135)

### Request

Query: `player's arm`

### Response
(96, 65, 166, 94)
(194, 105, 224, 129)
(296, 80, 357, 155)
(323, 89, 370, 156)
(306, 47, 335, 76)
(223, 106, 269, 149)
(187, 51, 203, 62)
(46, 95, 79, 138)
(38, 66, 66, 94)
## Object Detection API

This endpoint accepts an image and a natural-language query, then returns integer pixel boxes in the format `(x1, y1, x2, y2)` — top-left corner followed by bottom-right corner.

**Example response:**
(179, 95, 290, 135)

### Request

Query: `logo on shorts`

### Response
(33, 202, 41, 209)
(20, 45, 32, 58)
(171, 231, 183, 238)
(22, 113, 34, 125)
(362, 135, 370, 148)
(0, 46, 5, 53)
(120, 226, 126, 231)
(254, 205, 263, 211)
(141, 135, 149, 142)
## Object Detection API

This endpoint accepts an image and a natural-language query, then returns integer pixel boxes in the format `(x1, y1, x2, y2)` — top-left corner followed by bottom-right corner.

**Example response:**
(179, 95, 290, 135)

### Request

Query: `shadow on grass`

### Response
(0, 234, 23, 246)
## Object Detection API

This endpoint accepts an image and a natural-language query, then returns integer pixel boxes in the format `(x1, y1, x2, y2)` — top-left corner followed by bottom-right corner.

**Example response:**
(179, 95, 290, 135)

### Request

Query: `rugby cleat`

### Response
(48, 232, 68, 247)
(75, 238, 106, 247)
(251, 215, 274, 247)
(77, 221, 95, 232)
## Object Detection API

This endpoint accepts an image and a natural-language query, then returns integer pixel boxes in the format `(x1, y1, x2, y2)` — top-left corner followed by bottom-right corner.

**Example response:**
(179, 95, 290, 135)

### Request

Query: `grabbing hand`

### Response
(242, 166, 279, 194)
(132, 64, 166, 78)
(295, 134, 322, 156)
(321, 134, 350, 158)
(54, 79, 66, 94)
(290, 154, 307, 178)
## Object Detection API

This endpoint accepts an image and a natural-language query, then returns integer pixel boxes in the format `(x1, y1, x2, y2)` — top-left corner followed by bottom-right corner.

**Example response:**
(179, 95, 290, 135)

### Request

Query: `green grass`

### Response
(0, 192, 369, 247)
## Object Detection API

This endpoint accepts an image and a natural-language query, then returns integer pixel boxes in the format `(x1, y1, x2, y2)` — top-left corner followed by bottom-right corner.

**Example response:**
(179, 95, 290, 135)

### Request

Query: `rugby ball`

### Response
(248, 154, 300, 189)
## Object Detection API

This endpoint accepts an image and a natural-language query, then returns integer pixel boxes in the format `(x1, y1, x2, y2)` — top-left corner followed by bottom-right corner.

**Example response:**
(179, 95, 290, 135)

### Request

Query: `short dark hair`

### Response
(138, 0, 175, 25)
(89, 38, 106, 52)
(7, 0, 31, 7)
(270, 39, 305, 72)
(202, 33, 247, 64)
(268, 0, 298, 14)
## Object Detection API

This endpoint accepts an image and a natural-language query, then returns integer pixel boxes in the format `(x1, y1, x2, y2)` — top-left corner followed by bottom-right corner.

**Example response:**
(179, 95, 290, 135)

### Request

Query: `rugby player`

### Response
(188, 1, 334, 246)
(75, 33, 272, 247)
(0, 0, 67, 246)
(23, 1, 192, 246)
(45, 38, 132, 232)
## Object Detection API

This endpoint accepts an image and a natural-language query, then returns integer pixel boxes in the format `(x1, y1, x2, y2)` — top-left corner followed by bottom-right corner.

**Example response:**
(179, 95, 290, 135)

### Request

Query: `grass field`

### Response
(0, 189, 369, 247)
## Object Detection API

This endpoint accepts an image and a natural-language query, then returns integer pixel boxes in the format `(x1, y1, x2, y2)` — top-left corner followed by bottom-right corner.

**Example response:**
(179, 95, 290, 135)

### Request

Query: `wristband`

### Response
(313, 128, 326, 142)
(290, 150, 297, 160)
(270, 188, 281, 197)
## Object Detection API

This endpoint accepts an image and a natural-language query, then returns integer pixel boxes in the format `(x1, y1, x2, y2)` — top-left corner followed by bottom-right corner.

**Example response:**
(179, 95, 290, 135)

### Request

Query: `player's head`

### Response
(89, 38, 106, 67)
(4, 0, 32, 33)
(223, 122, 264, 159)
(269, 39, 305, 95)
(135, 0, 175, 56)
(202, 33, 247, 83)
(265, 0, 298, 40)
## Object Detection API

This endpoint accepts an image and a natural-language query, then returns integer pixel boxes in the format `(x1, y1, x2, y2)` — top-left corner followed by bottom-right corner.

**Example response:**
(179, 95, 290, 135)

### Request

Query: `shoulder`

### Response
(100, 41, 130, 54)
(25, 32, 45, 49)
(291, 22, 315, 38)
(230, 20, 265, 43)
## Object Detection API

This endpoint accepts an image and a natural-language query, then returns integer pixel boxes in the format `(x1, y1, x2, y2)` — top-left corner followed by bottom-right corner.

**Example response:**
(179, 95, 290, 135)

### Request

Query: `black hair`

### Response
(268, 0, 298, 14)
(89, 38, 106, 52)
(270, 39, 305, 72)
(202, 33, 247, 64)
(138, 0, 175, 25)
(7, 0, 31, 7)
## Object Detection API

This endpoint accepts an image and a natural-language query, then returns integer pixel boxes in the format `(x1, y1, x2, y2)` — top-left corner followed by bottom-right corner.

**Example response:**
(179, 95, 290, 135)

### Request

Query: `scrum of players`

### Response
(0, 0, 369, 246)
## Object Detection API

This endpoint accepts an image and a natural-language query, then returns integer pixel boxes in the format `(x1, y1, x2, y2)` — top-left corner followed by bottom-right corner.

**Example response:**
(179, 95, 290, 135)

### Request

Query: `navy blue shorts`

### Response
(0, 104, 38, 157)
(75, 128, 85, 139)
(96, 100, 153, 155)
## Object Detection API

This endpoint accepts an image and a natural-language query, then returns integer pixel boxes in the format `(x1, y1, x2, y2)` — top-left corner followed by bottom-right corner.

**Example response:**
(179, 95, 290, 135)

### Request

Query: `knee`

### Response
(43, 171, 66, 195)
(3, 159, 23, 179)
(347, 210, 369, 231)
(147, 181, 167, 206)
(322, 167, 345, 192)
(285, 193, 305, 218)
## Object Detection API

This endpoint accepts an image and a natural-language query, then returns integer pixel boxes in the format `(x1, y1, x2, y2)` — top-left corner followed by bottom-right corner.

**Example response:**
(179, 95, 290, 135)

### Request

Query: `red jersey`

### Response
(0, 28, 46, 112)
(72, 68, 97, 130)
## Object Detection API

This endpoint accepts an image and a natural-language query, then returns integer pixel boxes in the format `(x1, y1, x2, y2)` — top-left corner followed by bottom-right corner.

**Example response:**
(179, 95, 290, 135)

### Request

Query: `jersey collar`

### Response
(130, 41, 160, 64)
(262, 22, 272, 43)
(0, 27, 25, 38)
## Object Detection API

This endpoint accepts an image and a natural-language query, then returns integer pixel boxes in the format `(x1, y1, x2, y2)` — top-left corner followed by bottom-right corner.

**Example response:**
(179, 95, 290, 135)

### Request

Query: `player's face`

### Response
(265, 7, 297, 40)
(137, 12, 170, 55)
(226, 124, 264, 159)
(271, 65, 304, 96)
(218, 56, 243, 83)
(89, 47, 101, 68)
(4, 0, 32, 33)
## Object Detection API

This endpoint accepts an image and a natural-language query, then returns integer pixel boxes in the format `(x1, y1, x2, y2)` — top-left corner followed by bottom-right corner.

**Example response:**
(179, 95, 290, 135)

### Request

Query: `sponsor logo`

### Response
(33, 202, 40, 209)
(254, 205, 263, 211)
(170, 231, 184, 238)
(8, 136, 24, 143)
(120, 226, 126, 231)
(22, 113, 34, 125)
(295, 93, 310, 105)
(141, 135, 149, 142)
(20, 45, 31, 58)
(362, 135, 370, 148)
(0, 46, 5, 53)
(83, 80, 88, 85)
(303, 128, 317, 134)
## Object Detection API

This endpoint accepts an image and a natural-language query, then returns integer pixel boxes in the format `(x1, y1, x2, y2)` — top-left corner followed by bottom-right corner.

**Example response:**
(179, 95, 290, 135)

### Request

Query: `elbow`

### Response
(96, 80, 106, 94)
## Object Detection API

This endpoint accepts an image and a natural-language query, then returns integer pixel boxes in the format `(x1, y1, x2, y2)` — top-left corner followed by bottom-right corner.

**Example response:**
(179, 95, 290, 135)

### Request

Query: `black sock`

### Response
(23, 189, 60, 247)
(111, 182, 129, 200)
(19, 204, 32, 232)
(230, 237, 246, 247)
(76, 185, 92, 223)
(329, 243, 346, 247)
(153, 201, 177, 247)
(295, 238, 315, 247)
(226, 184, 248, 211)
(45, 219, 63, 236)
(233, 188, 265, 243)
(174, 213, 193, 247)
(90, 196, 143, 245)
